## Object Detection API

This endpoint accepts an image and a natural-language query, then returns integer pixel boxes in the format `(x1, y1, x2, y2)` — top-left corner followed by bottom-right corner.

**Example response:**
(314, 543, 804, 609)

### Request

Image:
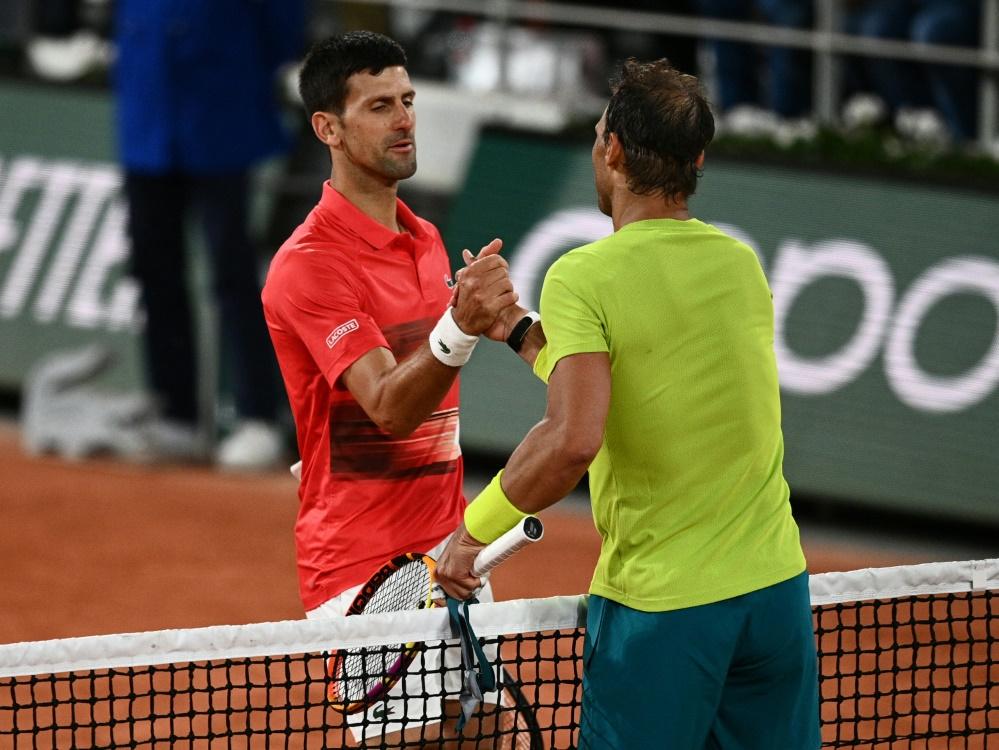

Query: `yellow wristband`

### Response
(464, 470, 528, 544)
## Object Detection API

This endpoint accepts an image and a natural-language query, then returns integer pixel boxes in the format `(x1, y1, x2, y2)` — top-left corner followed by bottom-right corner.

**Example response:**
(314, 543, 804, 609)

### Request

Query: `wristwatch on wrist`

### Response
(506, 311, 541, 352)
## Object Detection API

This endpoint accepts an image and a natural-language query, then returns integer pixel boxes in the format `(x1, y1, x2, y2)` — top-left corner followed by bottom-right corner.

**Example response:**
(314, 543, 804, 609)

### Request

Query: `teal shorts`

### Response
(578, 572, 819, 749)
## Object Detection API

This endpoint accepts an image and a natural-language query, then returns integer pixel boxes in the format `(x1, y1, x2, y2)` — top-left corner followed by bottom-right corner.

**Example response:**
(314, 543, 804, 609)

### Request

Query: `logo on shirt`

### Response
(444, 274, 455, 288)
(326, 319, 359, 349)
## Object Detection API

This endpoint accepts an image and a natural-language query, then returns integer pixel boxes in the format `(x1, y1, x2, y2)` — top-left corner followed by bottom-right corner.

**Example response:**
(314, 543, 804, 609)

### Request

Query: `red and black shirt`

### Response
(263, 183, 464, 610)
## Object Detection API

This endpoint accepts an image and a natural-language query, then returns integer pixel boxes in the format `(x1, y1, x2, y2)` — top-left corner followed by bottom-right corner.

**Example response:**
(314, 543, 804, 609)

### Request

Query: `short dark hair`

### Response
(605, 59, 715, 199)
(299, 31, 408, 116)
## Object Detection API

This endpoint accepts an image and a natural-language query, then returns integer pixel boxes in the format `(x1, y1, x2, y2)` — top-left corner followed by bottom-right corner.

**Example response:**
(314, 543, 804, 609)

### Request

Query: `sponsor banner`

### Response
(445, 129, 999, 523)
(0, 82, 143, 390)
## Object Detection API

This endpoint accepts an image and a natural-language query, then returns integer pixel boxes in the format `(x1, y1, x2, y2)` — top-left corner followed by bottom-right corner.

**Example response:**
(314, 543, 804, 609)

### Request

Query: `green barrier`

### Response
(445, 129, 999, 523)
(0, 82, 143, 390)
(0, 81, 273, 409)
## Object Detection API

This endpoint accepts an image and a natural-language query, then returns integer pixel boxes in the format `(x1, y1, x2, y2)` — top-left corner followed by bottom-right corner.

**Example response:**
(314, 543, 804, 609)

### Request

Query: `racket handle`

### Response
(471, 516, 544, 577)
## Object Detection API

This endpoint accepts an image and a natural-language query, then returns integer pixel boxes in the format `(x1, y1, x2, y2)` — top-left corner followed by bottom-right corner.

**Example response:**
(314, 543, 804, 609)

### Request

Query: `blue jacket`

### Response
(114, 0, 304, 173)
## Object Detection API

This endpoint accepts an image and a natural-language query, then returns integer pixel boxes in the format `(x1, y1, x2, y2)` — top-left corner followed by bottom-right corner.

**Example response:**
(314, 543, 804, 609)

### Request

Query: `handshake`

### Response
(448, 238, 529, 344)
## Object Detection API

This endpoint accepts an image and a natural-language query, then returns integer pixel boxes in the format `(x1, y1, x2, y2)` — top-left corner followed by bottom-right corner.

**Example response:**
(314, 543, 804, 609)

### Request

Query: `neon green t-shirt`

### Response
(533, 218, 805, 612)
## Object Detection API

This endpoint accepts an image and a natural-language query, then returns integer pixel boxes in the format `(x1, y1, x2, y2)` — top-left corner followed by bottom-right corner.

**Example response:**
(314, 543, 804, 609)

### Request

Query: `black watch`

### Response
(506, 312, 541, 352)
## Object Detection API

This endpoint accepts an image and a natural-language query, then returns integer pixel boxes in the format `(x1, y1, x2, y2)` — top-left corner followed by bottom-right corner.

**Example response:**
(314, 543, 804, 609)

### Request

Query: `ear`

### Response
(605, 132, 624, 172)
(311, 111, 341, 148)
(695, 151, 705, 169)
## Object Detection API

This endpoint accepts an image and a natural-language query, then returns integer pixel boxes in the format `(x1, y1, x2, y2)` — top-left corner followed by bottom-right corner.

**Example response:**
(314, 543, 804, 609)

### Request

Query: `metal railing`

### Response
(340, 0, 999, 148)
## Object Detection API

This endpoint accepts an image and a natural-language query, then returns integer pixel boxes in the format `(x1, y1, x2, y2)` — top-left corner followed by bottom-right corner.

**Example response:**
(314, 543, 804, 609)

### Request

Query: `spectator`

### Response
(694, 0, 813, 130)
(845, 0, 981, 143)
(114, 0, 304, 468)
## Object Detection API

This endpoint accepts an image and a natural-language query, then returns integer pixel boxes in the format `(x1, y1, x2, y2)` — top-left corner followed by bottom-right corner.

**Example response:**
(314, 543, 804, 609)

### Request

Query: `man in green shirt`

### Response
(437, 59, 819, 748)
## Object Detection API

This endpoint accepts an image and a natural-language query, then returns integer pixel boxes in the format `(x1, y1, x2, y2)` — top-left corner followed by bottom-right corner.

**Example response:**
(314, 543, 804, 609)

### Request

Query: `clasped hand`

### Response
(450, 238, 527, 340)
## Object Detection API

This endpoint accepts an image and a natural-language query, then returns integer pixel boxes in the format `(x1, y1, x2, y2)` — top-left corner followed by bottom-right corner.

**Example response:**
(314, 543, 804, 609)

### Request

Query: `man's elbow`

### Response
(556, 433, 602, 475)
(371, 411, 419, 438)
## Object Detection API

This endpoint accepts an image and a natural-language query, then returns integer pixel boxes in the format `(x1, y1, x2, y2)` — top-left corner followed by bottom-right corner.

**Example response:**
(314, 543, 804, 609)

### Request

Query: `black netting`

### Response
(0, 629, 584, 749)
(2, 588, 996, 748)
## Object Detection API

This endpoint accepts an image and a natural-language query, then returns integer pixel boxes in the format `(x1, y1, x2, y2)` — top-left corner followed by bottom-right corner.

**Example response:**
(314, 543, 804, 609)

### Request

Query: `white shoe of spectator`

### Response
(26, 31, 111, 82)
(841, 93, 888, 131)
(719, 105, 780, 138)
(774, 117, 818, 147)
(217, 420, 284, 472)
(138, 419, 210, 464)
(894, 107, 950, 147)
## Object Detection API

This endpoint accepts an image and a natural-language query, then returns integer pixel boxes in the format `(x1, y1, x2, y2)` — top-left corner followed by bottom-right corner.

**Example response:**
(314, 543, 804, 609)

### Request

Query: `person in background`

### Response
(436, 58, 820, 749)
(694, 0, 813, 132)
(114, 0, 304, 469)
(844, 0, 982, 143)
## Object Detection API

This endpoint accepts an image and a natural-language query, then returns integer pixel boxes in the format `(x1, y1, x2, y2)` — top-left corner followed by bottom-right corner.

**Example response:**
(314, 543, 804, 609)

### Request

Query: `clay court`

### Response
(1, 423, 996, 748)
(0, 421, 958, 645)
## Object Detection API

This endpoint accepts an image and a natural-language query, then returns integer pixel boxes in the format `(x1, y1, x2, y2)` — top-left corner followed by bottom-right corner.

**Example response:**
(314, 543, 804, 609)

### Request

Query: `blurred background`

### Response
(0, 0, 997, 640)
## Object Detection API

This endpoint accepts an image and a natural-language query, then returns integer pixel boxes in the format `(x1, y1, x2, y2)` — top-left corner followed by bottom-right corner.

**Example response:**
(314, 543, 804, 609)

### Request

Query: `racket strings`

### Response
(362, 557, 434, 615)
(331, 557, 435, 706)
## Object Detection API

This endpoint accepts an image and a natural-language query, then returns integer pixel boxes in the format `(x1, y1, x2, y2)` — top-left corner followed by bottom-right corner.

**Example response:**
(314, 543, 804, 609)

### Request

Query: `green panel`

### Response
(444, 132, 600, 453)
(446, 129, 999, 523)
(0, 81, 143, 391)
(0, 81, 117, 159)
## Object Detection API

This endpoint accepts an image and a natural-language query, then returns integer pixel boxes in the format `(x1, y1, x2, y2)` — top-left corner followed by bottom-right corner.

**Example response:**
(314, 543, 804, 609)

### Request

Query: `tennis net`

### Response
(0, 559, 996, 748)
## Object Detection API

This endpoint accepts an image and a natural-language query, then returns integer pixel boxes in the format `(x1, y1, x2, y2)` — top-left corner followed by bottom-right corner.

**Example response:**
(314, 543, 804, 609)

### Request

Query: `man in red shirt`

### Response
(262, 31, 524, 743)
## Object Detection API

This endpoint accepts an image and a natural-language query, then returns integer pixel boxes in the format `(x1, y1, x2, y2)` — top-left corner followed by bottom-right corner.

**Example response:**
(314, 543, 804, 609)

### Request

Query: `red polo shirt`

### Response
(262, 183, 465, 610)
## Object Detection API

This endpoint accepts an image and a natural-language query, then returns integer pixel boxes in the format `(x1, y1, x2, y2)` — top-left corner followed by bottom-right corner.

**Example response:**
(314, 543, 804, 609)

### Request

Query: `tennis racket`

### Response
(327, 516, 544, 714)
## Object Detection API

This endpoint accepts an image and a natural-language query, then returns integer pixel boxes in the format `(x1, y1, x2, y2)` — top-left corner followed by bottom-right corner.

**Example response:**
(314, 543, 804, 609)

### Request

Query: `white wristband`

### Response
(429, 308, 479, 367)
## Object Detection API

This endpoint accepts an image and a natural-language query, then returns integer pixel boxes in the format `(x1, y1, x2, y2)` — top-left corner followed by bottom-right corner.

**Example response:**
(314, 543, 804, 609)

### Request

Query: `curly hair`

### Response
(605, 58, 715, 200)
(299, 31, 407, 116)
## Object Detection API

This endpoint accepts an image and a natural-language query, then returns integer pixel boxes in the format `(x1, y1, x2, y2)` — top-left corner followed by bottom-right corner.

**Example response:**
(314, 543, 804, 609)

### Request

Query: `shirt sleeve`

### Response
(266, 251, 389, 387)
(533, 253, 609, 384)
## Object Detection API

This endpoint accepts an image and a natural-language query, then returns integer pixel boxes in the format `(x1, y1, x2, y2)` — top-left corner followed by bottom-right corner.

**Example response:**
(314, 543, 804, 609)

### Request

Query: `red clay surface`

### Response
(2, 425, 995, 748)
(0, 425, 940, 644)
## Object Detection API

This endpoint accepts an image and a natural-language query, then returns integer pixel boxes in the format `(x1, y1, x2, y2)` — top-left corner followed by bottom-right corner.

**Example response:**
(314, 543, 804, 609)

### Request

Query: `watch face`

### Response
(507, 313, 537, 352)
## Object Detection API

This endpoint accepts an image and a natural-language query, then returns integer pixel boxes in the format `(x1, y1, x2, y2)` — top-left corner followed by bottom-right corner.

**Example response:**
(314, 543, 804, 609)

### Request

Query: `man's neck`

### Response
(330, 170, 401, 233)
(611, 191, 690, 231)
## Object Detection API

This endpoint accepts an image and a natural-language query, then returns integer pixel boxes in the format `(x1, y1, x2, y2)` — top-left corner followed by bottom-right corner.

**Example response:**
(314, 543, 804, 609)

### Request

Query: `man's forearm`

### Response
(364, 344, 463, 437)
(495, 305, 546, 369)
(512, 321, 546, 369)
(489, 351, 610, 514)
(498, 415, 591, 514)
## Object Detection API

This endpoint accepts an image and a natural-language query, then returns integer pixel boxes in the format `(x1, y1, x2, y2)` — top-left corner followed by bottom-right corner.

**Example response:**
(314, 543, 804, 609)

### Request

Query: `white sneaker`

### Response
(841, 93, 888, 131)
(26, 31, 111, 82)
(719, 105, 780, 138)
(216, 420, 284, 471)
(774, 116, 818, 147)
(894, 107, 950, 147)
(138, 419, 210, 463)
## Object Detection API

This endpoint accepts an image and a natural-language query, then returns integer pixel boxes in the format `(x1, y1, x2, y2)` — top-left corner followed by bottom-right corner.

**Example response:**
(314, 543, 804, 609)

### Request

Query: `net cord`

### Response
(2, 558, 996, 680)
(0, 595, 587, 679)
(808, 557, 998, 605)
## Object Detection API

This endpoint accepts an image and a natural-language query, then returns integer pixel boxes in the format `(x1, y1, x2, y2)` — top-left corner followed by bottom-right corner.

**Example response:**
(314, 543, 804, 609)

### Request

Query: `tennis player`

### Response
(436, 59, 821, 748)
(262, 32, 524, 744)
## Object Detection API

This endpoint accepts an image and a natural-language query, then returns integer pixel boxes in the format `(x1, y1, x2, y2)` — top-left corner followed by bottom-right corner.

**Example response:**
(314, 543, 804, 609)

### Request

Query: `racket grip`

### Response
(471, 516, 544, 577)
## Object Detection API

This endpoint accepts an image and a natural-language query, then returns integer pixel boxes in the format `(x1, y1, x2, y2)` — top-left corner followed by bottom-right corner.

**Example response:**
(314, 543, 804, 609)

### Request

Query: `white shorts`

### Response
(306, 536, 501, 742)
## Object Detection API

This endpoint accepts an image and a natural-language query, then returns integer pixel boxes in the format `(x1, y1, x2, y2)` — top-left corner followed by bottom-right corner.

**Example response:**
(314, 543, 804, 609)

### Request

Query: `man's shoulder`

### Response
(547, 235, 614, 277)
(273, 219, 362, 270)
(264, 221, 362, 300)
